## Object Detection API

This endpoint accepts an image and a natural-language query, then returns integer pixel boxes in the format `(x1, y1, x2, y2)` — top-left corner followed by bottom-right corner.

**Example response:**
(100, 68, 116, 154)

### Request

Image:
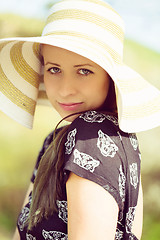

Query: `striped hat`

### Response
(0, 0, 160, 133)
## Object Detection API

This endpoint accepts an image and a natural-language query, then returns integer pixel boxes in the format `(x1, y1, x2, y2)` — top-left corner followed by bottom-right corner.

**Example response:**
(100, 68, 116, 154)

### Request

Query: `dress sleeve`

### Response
(64, 111, 128, 213)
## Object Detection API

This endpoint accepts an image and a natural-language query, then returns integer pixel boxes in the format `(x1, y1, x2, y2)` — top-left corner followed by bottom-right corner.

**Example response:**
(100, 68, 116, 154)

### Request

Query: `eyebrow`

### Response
(45, 62, 94, 68)
(45, 62, 60, 66)
(74, 64, 94, 68)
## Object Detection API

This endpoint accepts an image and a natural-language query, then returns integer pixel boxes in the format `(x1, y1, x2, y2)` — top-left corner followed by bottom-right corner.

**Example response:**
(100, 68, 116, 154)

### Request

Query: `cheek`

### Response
(93, 77, 110, 107)
(97, 77, 110, 99)
(44, 75, 56, 95)
(84, 82, 108, 109)
(104, 80, 110, 97)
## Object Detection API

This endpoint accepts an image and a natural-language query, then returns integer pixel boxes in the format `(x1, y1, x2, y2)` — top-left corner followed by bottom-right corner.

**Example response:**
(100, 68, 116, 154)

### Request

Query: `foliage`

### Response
(124, 39, 160, 89)
(0, 14, 44, 38)
(0, 13, 160, 240)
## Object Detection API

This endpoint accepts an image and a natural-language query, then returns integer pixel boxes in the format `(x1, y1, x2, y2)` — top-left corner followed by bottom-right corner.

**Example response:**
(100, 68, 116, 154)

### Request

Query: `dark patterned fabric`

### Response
(17, 111, 140, 240)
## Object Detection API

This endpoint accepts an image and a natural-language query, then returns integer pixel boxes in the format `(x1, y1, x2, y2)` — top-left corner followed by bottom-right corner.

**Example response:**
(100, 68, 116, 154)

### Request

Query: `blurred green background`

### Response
(0, 12, 160, 240)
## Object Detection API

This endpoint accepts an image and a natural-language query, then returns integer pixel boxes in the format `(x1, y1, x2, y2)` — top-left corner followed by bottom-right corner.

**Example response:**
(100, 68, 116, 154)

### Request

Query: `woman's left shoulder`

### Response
(69, 110, 120, 136)
(66, 110, 140, 154)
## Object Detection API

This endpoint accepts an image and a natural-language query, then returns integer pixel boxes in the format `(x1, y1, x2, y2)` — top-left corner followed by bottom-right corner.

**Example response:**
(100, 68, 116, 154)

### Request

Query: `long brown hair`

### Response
(27, 79, 117, 230)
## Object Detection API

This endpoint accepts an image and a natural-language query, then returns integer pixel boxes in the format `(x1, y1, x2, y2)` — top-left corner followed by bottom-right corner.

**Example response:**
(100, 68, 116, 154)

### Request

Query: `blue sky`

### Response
(0, 0, 48, 18)
(0, 0, 160, 52)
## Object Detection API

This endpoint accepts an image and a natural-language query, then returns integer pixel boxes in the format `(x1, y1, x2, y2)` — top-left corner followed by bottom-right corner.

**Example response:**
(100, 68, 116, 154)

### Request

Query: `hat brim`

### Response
(0, 36, 160, 132)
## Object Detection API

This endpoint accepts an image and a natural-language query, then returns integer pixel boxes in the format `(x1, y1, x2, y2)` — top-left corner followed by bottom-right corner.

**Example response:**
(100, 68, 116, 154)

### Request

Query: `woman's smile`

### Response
(58, 102, 84, 111)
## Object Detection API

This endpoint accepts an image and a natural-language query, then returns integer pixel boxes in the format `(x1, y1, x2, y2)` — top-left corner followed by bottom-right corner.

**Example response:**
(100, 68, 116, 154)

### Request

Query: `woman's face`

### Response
(42, 45, 110, 121)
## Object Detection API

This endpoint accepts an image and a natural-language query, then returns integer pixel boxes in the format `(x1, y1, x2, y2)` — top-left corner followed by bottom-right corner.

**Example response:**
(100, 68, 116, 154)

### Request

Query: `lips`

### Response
(58, 102, 83, 111)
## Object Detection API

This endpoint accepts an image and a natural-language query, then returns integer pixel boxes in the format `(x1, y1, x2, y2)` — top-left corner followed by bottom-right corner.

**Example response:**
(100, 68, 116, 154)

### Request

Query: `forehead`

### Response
(41, 44, 99, 67)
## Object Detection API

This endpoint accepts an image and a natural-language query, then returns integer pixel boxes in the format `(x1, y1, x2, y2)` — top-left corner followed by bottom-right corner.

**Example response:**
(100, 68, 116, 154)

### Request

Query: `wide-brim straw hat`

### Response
(0, 0, 160, 133)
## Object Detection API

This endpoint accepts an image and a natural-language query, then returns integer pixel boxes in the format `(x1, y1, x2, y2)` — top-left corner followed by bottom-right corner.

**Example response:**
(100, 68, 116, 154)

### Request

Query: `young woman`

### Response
(0, 0, 160, 239)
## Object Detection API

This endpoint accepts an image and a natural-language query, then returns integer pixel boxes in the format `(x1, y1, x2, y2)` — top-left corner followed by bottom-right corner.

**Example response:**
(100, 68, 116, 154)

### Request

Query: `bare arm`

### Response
(12, 183, 33, 240)
(66, 172, 119, 240)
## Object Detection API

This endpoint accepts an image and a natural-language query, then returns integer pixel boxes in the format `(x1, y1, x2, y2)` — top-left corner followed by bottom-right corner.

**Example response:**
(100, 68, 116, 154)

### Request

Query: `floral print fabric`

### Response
(17, 111, 140, 240)
(64, 111, 141, 239)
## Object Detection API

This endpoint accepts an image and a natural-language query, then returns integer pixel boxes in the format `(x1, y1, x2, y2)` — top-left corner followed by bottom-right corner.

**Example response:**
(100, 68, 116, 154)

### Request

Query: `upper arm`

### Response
(66, 172, 119, 240)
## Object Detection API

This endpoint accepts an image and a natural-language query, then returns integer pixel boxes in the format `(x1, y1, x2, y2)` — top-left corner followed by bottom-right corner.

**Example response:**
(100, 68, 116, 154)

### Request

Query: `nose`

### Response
(59, 75, 77, 98)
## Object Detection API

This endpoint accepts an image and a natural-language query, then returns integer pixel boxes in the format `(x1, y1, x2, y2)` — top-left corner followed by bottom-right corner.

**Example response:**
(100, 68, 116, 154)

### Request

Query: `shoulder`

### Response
(65, 110, 128, 159)
(64, 111, 127, 211)
(65, 110, 140, 160)
(67, 110, 120, 137)
(65, 110, 129, 150)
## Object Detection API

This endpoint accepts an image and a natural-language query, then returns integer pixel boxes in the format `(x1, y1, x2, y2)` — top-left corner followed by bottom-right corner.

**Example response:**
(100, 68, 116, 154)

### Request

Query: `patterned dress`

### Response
(17, 111, 141, 240)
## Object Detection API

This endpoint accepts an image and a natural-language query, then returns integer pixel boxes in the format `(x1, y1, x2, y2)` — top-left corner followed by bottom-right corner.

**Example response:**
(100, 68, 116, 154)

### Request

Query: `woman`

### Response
(0, 0, 160, 239)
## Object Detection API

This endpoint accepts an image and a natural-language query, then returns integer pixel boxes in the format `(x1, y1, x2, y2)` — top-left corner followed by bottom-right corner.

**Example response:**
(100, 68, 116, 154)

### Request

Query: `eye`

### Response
(47, 67, 61, 74)
(78, 68, 93, 76)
